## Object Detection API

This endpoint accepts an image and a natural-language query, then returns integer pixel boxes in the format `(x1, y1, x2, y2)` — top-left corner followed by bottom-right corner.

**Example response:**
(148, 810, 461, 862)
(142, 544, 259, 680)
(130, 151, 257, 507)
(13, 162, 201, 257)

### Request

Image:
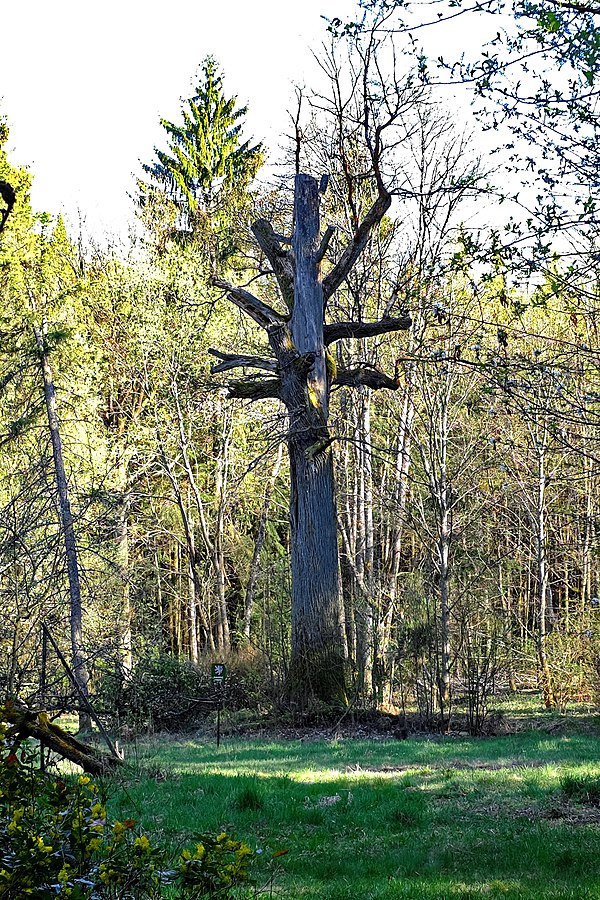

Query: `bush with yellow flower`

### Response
(0, 704, 256, 898)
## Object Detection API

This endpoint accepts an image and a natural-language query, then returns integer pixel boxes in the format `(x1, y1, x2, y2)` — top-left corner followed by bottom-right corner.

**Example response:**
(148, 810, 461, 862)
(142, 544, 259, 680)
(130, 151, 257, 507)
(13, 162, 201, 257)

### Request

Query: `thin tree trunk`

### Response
(388, 363, 416, 610)
(213, 407, 231, 654)
(581, 451, 593, 611)
(534, 444, 555, 707)
(243, 443, 283, 641)
(188, 558, 199, 664)
(438, 495, 452, 714)
(33, 325, 91, 732)
(115, 459, 132, 674)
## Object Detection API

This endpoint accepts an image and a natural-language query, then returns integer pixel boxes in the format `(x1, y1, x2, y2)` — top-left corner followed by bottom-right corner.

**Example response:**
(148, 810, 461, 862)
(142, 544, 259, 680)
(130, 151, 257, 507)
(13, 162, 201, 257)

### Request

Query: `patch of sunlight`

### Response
(453, 880, 522, 895)
(291, 767, 425, 784)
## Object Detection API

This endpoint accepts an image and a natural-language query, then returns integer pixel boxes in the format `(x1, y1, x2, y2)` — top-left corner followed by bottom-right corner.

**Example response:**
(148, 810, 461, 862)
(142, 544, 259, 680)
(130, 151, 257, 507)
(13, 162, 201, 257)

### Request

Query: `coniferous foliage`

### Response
(139, 57, 263, 257)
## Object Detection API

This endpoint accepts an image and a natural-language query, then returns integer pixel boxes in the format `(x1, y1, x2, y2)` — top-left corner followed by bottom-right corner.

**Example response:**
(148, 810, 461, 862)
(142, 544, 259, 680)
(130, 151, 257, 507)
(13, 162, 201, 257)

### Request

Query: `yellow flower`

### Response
(112, 820, 127, 841)
(87, 837, 102, 852)
(99, 865, 121, 885)
(236, 843, 252, 860)
(78, 776, 90, 786)
(34, 835, 52, 853)
(9, 807, 24, 833)
(134, 835, 151, 853)
(57, 866, 71, 884)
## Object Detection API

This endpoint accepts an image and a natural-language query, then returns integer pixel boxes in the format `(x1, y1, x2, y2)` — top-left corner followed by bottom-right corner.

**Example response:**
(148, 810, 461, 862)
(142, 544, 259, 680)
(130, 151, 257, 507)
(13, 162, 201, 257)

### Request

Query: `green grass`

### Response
(102, 721, 600, 899)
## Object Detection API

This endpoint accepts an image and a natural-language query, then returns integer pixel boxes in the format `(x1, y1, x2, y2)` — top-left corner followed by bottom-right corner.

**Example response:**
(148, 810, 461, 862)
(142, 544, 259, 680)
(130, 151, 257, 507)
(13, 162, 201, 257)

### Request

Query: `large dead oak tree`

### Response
(211, 171, 411, 704)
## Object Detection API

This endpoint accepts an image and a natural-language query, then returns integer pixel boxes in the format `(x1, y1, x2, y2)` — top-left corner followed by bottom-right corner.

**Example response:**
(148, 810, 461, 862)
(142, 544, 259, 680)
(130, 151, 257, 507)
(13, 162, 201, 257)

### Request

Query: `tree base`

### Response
(287, 648, 349, 709)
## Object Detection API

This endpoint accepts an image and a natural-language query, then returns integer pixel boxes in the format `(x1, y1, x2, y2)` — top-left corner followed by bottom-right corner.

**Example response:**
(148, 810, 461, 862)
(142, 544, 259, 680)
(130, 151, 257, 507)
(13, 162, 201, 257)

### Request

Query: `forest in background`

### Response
(2, 1, 600, 733)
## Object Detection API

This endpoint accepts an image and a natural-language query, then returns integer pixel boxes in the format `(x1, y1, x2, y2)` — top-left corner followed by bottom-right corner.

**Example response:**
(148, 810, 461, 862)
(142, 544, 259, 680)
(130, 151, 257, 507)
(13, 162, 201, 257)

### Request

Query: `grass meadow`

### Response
(101, 704, 600, 899)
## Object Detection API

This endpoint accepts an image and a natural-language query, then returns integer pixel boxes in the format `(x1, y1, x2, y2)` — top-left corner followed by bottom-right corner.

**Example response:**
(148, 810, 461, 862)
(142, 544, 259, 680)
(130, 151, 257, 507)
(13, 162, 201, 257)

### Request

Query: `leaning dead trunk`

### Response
(34, 325, 91, 733)
(3, 703, 122, 775)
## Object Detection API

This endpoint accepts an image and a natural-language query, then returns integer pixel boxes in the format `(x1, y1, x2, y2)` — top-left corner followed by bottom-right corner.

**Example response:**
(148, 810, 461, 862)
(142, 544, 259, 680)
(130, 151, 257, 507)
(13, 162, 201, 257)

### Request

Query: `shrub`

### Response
(0, 703, 255, 898)
(99, 651, 276, 733)
(99, 654, 213, 731)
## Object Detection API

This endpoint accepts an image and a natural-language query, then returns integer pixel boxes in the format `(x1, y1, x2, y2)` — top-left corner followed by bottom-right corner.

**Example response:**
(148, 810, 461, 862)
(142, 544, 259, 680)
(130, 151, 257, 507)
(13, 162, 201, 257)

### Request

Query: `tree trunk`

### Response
(115, 459, 133, 674)
(387, 362, 416, 610)
(284, 174, 346, 705)
(4, 705, 123, 775)
(534, 446, 555, 707)
(213, 406, 231, 654)
(211, 171, 410, 703)
(34, 325, 91, 732)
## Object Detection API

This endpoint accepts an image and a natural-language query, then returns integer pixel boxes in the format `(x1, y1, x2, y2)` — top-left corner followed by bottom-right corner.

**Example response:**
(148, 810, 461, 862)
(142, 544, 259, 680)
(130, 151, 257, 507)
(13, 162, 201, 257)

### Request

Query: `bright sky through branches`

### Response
(0, 0, 337, 241)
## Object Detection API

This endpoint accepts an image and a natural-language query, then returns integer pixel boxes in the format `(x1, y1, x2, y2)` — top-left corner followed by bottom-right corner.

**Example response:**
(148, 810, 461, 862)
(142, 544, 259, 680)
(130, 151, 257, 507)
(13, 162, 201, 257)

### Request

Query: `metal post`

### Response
(217, 696, 222, 749)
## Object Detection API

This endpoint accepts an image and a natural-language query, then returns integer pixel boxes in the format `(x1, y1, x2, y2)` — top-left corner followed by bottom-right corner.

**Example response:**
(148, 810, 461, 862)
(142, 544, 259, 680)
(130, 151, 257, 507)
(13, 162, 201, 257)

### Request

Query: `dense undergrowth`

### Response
(0, 704, 256, 899)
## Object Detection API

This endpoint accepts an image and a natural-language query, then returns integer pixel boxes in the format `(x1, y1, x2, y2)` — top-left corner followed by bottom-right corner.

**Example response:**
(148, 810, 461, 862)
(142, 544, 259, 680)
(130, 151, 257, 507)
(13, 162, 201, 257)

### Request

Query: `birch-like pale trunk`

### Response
(115, 459, 133, 674)
(533, 438, 555, 707)
(581, 450, 593, 611)
(34, 325, 91, 732)
(213, 406, 231, 654)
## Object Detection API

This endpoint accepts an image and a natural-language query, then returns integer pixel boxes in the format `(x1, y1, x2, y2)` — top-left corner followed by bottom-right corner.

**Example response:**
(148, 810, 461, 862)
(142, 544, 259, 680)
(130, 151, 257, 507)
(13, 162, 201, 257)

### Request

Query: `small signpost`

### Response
(211, 663, 227, 748)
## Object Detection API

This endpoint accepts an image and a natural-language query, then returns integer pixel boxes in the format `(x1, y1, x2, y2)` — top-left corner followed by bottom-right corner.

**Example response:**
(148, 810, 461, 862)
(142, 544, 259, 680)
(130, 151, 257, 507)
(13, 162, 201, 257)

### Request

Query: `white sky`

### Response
(0, 0, 523, 248)
(0, 0, 340, 241)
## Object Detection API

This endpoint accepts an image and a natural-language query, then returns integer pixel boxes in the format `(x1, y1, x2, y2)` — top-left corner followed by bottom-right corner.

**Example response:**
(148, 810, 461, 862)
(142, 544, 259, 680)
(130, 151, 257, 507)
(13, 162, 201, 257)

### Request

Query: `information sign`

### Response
(211, 663, 227, 686)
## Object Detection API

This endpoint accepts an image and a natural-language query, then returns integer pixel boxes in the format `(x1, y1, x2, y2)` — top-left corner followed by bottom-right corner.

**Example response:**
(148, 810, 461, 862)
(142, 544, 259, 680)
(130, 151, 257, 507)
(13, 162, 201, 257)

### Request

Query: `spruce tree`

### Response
(140, 58, 263, 258)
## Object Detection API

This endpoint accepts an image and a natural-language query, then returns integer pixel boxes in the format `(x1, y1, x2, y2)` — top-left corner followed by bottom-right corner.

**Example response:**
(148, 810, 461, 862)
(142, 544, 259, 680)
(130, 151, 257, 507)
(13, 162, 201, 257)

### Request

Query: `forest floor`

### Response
(100, 695, 600, 899)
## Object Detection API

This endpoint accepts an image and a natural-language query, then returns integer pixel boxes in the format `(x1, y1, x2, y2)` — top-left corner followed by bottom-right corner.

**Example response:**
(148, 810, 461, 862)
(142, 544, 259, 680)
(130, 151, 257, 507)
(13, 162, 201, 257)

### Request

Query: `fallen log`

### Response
(2, 703, 124, 775)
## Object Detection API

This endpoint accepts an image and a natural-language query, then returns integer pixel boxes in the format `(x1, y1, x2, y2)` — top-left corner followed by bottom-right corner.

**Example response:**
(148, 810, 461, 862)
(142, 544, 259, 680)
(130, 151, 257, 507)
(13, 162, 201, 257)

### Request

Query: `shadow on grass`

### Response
(128, 730, 600, 776)
(103, 732, 600, 900)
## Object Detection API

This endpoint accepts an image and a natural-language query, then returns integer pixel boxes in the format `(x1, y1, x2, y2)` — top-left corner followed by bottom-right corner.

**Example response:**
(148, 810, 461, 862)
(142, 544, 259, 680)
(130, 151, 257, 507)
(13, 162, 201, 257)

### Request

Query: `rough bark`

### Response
(3, 704, 123, 775)
(211, 171, 411, 706)
(324, 315, 411, 345)
(284, 174, 346, 704)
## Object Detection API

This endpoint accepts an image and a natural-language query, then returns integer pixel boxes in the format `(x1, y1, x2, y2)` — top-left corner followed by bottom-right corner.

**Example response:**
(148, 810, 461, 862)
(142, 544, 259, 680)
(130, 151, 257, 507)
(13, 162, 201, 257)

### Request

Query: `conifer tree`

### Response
(139, 57, 263, 258)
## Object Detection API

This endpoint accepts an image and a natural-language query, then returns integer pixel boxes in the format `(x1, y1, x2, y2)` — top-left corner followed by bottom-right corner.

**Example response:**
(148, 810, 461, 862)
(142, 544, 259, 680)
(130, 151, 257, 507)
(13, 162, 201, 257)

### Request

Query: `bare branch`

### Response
(208, 348, 278, 374)
(546, 0, 600, 12)
(316, 225, 336, 265)
(324, 313, 411, 345)
(226, 376, 282, 401)
(334, 365, 400, 391)
(322, 189, 392, 300)
(211, 276, 285, 330)
(251, 219, 295, 310)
